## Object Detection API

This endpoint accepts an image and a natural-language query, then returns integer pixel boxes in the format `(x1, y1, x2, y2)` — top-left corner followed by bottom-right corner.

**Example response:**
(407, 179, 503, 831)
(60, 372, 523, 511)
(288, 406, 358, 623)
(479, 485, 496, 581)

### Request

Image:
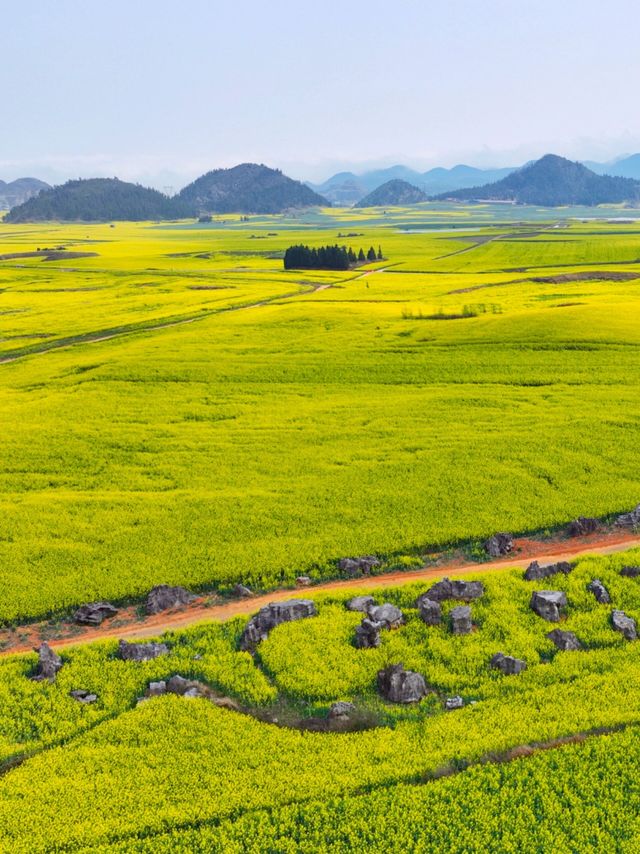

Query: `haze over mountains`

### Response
(0, 177, 49, 210)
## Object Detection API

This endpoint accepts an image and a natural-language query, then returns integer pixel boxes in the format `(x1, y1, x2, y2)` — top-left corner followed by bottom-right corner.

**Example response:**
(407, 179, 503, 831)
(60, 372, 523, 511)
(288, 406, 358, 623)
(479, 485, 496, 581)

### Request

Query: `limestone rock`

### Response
(146, 585, 196, 615)
(616, 504, 640, 528)
(524, 561, 572, 582)
(366, 603, 404, 629)
(450, 605, 472, 635)
(546, 629, 582, 651)
(377, 663, 428, 703)
(484, 533, 513, 558)
(118, 639, 169, 661)
(490, 652, 527, 675)
(611, 610, 637, 641)
(568, 517, 598, 537)
(338, 556, 381, 576)
(418, 597, 442, 626)
(233, 584, 253, 598)
(587, 579, 611, 604)
(530, 590, 568, 622)
(346, 595, 375, 612)
(73, 601, 118, 626)
(620, 566, 640, 578)
(354, 618, 384, 648)
(148, 681, 167, 696)
(419, 578, 484, 603)
(328, 701, 356, 719)
(239, 599, 317, 651)
(70, 689, 98, 704)
(445, 695, 465, 710)
(32, 643, 63, 682)
(296, 576, 312, 587)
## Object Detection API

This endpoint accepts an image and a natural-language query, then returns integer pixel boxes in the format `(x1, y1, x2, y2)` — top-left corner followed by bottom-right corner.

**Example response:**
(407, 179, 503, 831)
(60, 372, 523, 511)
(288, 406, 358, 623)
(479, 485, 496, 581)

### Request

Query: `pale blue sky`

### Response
(4, 0, 640, 187)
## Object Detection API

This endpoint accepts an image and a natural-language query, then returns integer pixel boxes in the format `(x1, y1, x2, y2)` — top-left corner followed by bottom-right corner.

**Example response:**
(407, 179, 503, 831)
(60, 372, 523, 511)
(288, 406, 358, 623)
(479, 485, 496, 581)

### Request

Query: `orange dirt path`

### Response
(2, 529, 639, 656)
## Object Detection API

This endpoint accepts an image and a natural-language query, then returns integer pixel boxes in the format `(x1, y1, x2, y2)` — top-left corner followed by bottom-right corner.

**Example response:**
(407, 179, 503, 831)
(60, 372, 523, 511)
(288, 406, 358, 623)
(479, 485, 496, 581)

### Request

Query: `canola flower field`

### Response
(1, 205, 640, 624)
(0, 548, 640, 850)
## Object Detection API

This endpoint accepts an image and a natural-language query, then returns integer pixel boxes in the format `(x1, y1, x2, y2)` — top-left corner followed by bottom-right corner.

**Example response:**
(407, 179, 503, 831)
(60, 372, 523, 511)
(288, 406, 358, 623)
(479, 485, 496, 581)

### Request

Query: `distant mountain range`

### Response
(355, 179, 427, 208)
(0, 177, 50, 210)
(436, 154, 640, 207)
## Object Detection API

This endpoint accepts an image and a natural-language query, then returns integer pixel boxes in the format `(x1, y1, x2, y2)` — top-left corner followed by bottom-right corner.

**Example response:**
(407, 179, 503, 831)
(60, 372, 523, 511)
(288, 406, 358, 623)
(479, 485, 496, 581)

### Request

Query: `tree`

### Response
(358, 248, 366, 262)
(367, 246, 376, 261)
(378, 246, 383, 259)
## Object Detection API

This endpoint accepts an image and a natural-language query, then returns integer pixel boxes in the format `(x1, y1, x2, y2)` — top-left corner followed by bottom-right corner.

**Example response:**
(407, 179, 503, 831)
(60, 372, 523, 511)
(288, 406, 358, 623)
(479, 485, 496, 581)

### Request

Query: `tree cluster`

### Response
(284, 244, 383, 270)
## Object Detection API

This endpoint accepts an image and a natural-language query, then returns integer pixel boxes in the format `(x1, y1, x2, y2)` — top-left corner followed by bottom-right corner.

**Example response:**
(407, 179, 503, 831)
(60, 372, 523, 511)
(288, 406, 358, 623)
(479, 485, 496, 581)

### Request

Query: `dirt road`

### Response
(2, 529, 639, 656)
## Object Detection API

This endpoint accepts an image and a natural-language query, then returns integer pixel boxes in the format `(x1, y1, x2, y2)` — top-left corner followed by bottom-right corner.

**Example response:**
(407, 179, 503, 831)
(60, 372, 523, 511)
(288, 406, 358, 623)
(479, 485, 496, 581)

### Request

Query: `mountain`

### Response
(436, 154, 640, 206)
(601, 154, 640, 181)
(421, 164, 515, 195)
(356, 179, 427, 207)
(5, 178, 182, 222)
(178, 163, 328, 214)
(0, 177, 50, 210)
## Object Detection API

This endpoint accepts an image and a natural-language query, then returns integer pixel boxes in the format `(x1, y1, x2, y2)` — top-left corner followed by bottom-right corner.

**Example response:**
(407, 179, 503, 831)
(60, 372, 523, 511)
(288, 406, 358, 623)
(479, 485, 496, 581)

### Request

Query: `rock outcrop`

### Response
(530, 590, 568, 622)
(338, 556, 381, 576)
(490, 652, 527, 675)
(546, 629, 582, 651)
(328, 701, 356, 720)
(346, 595, 375, 612)
(611, 610, 637, 641)
(587, 579, 611, 604)
(620, 566, 640, 578)
(524, 561, 572, 582)
(445, 695, 465, 710)
(233, 584, 253, 598)
(70, 689, 98, 704)
(418, 578, 484, 603)
(568, 517, 598, 536)
(73, 601, 119, 626)
(377, 664, 428, 703)
(616, 504, 640, 528)
(239, 599, 317, 650)
(366, 603, 404, 629)
(484, 533, 513, 558)
(450, 605, 472, 635)
(418, 597, 442, 626)
(118, 639, 169, 661)
(146, 585, 196, 615)
(32, 643, 63, 682)
(354, 618, 384, 648)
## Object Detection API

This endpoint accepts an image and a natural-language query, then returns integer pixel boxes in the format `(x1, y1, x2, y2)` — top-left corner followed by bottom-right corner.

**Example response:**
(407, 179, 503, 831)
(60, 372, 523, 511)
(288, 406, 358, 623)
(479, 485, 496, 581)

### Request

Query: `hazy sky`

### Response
(4, 0, 640, 187)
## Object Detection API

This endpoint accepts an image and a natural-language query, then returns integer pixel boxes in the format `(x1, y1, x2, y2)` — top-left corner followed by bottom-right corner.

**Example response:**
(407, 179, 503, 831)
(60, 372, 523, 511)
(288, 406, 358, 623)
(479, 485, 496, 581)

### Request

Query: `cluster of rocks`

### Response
(70, 688, 97, 704)
(620, 566, 640, 578)
(617, 503, 640, 528)
(118, 639, 169, 661)
(71, 584, 196, 628)
(354, 602, 404, 649)
(568, 517, 598, 537)
(377, 664, 428, 703)
(338, 555, 381, 577)
(239, 599, 317, 651)
(418, 578, 484, 603)
(490, 652, 526, 674)
(484, 533, 514, 558)
(142, 674, 239, 709)
(524, 560, 572, 582)
(73, 602, 118, 626)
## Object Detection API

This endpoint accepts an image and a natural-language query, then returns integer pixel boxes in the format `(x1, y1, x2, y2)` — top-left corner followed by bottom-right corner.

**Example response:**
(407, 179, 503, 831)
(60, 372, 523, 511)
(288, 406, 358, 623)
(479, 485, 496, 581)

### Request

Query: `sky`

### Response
(4, 0, 640, 188)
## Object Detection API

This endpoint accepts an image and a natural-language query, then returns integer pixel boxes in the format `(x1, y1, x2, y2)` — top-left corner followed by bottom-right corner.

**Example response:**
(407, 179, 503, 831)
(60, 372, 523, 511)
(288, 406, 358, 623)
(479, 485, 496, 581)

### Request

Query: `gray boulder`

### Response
(445, 695, 465, 710)
(296, 576, 312, 586)
(546, 629, 582, 651)
(146, 585, 196, 615)
(587, 579, 611, 604)
(239, 599, 317, 650)
(73, 601, 118, 626)
(611, 610, 637, 641)
(32, 643, 63, 682)
(524, 561, 572, 582)
(346, 595, 375, 612)
(328, 701, 356, 720)
(617, 504, 640, 528)
(233, 584, 253, 598)
(620, 566, 640, 578)
(490, 652, 527, 675)
(418, 597, 442, 626)
(530, 590, 568, 622)
(70, 689, 98, 704)
(148, 680, 167, 696)
(450, 605, 472, 635)
(366, 602, 404, 629)
(167, 674, 192, 695)
(484, 533, 514, 558)
(354, 618, 384, 648)
(419, 578, 484, 603)
(118, 639, 169, 661)
(338, 556, 381, 576)
(568, 517, 598, 537)
(377, 663, 428, 703)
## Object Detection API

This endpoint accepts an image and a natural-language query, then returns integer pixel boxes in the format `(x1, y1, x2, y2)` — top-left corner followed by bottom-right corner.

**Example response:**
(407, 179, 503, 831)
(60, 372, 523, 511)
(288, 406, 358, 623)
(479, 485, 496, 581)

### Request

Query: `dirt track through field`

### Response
(3, 529, 639, 656)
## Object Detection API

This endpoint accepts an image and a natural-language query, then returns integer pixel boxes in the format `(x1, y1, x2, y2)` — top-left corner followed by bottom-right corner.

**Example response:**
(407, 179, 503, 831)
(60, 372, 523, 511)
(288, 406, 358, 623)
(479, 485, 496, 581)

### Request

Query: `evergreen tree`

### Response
(358, 248, 366, 262)
(378, 246, 383, 259)
(367, 246, 376, 261)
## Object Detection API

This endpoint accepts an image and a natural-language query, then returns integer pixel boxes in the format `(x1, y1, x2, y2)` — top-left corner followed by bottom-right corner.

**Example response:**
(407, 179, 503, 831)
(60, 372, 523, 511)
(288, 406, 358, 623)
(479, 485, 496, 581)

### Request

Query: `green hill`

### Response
(356, 179, 427, 207)
(437, 154, 640, 206)
(5, 178, 183, 222)
(178, 163, 328, 214)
